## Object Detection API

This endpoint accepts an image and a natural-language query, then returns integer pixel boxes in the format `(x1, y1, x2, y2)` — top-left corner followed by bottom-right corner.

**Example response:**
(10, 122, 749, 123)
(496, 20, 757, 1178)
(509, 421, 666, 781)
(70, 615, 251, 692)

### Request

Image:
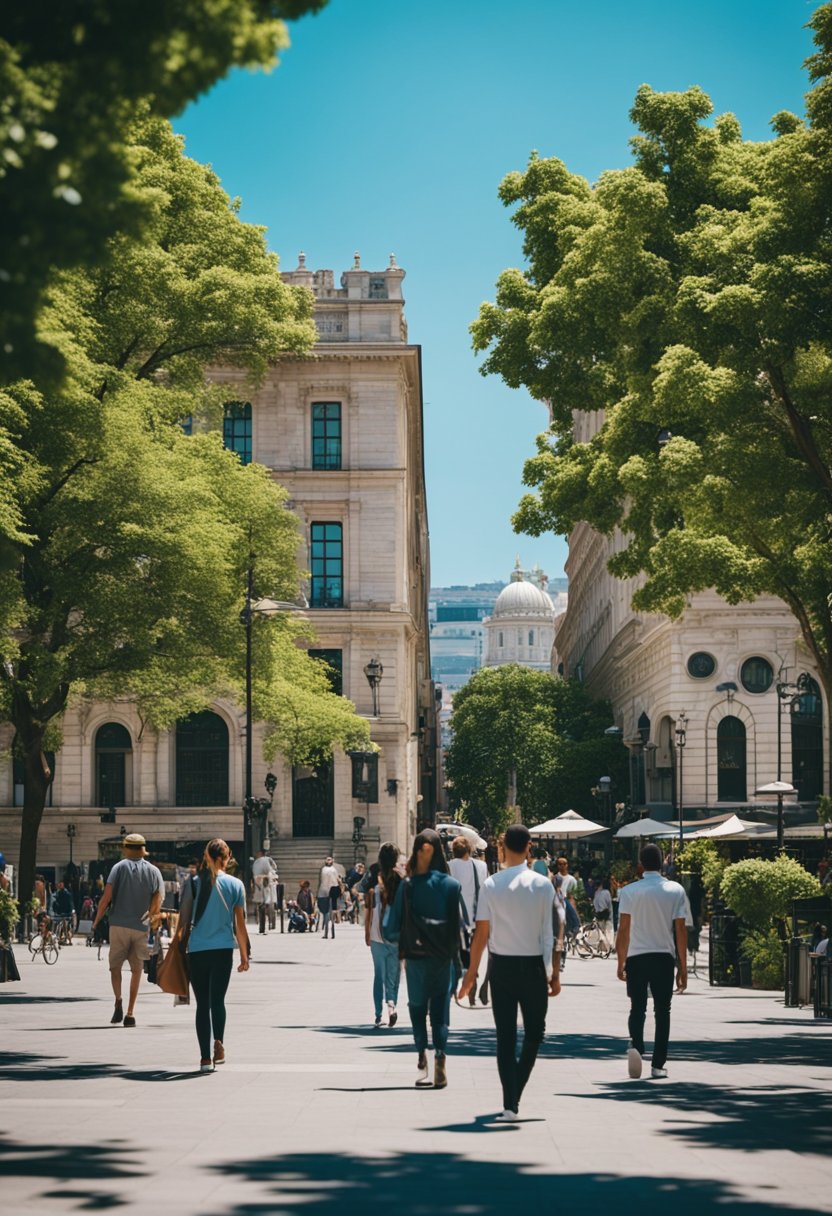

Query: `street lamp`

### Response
(240, 560, 307, 889)
(66, 822, 76, 868)
(364, 657, 383, 716)
(675, 711, 688, 849)
(755, 780, 798, 851)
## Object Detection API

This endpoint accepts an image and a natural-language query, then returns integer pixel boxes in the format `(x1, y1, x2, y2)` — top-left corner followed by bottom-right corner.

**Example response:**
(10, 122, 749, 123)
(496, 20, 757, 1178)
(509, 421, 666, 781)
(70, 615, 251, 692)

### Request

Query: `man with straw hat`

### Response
(92, 833, 164, 1027)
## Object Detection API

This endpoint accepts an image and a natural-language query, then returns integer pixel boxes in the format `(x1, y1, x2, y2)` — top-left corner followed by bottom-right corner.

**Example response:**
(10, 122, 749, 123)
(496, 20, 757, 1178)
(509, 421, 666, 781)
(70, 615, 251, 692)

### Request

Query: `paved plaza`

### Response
(2, 923, 831, 1215)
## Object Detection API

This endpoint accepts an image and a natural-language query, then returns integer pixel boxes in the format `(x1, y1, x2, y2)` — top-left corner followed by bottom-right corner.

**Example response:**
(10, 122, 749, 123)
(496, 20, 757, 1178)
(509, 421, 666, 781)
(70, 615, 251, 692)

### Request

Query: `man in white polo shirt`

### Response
(617, 843, 687, 1080)
(459, 824, 558, 1121)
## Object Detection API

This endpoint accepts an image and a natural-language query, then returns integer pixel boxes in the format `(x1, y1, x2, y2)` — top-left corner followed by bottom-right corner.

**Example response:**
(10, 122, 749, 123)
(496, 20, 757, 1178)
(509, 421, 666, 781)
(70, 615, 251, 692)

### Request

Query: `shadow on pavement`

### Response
(0, 1050, 205, 1083)
(584, 1081, 832, 1154)
(0, 994, 93, 1004)
(208, 1149, 823, 1215)
(0, 1133, 142, 1205)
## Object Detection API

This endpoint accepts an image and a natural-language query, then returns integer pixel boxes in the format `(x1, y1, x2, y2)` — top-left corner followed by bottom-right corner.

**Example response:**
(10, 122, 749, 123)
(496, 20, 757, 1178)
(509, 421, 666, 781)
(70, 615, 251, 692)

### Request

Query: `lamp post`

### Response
(66, 822, 76, 868)
(240, 561, 307, 890)
(364, 657, 383, 716)
(675, 711, 688, 850)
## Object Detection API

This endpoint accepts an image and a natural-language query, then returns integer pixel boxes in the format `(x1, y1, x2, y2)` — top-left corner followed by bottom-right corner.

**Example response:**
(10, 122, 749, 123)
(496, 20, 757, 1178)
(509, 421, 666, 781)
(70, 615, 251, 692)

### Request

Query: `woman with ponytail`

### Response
(179, 838, 249, 1073)
(365, 843, 403, 1027)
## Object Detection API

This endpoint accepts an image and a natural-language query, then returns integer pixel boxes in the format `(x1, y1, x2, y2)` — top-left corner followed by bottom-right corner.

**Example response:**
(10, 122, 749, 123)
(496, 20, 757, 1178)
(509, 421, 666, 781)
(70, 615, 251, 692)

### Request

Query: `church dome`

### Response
(492, 568, 554, 620)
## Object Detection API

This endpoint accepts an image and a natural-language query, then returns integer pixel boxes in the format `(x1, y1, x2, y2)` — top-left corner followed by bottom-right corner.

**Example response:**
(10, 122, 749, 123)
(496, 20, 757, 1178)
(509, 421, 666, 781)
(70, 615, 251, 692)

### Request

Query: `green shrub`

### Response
(0, 889, 20, 943)
(678, 839, 727, 896)
(740, 929, 785, 989)
(721, 855, 821, 929)
(610, 859, 636, 885)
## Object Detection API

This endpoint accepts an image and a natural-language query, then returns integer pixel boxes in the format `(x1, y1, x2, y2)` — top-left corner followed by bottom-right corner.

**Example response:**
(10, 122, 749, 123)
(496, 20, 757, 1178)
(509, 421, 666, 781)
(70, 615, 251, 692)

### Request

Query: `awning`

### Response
(529, 810, 607, 838)
(614, 817, 678, 839)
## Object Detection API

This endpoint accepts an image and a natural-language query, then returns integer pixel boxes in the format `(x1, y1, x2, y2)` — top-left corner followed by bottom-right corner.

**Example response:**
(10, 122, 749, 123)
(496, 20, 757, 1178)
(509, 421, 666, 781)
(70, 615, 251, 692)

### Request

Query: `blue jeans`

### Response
(405, 957, 454, 1056)
(370, 941, 401, 1016)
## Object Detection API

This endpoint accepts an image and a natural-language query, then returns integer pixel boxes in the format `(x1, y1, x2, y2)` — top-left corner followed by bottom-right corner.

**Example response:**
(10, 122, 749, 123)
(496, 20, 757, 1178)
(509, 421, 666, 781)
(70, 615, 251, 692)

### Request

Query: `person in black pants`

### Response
(459, 824, 559, 1121)
(616, 843, 687, 1080)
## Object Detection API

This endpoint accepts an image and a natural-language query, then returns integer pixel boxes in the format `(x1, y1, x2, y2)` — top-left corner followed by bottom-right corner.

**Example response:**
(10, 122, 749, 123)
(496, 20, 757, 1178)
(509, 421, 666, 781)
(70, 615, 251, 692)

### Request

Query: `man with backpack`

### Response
(91, 833, 164, 1027)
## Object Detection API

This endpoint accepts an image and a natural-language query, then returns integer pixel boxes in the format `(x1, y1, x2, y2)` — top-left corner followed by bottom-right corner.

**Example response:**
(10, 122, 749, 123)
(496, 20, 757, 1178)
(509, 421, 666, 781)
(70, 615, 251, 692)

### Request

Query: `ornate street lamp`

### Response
(675, 711, 688, 849)
(364, 657, 383, 716)
(66, 822, 76, 869)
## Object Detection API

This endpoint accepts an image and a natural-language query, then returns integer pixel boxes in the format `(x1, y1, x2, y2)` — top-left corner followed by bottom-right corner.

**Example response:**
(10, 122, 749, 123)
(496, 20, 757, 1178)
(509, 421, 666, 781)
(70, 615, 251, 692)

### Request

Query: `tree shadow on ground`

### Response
(0, 1049, 206, 1083)
(583, 1081, 832, 1155)
(0, 1134, 142, 1209)
(208, 1149, 822, 1216)
(0, 994, 93, 1004)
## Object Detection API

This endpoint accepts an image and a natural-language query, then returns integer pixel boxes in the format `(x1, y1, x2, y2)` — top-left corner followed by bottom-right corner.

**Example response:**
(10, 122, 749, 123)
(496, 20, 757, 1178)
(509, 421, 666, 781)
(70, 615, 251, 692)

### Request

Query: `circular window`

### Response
(740, 656, 774, 694)
(687, 652, 716, 679)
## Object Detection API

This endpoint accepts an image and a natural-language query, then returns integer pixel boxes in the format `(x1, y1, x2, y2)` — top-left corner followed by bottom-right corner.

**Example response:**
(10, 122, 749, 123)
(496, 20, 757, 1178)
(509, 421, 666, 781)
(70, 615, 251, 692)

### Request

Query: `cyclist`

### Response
(52, 881, 75, 943)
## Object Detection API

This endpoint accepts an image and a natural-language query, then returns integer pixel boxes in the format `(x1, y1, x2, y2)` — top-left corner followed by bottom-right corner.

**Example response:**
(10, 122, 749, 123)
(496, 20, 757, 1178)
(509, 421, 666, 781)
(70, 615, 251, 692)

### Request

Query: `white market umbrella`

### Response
(614, 817, 678, 839)
(686, 814, 768, 840)
(435, 822, 488, 851)
(529, 809, 607, 838)
(755, 781, 799, 798)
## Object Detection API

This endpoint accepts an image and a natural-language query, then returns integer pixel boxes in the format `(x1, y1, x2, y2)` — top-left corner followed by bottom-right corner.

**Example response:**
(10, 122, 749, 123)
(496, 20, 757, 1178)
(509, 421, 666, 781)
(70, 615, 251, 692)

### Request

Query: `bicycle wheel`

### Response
(574, 931, 594, 959)
(43, 938, 59, 964)
(29, 933, 43, 955)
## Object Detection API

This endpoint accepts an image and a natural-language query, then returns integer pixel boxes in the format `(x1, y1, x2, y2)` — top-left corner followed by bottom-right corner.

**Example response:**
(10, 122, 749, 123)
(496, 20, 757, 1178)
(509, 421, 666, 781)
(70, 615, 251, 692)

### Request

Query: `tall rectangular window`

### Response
(311, 402, 341, 470)
(310, 523, 343, 608)
(309, 648, 343, 696)
(223, 401, 252, 465)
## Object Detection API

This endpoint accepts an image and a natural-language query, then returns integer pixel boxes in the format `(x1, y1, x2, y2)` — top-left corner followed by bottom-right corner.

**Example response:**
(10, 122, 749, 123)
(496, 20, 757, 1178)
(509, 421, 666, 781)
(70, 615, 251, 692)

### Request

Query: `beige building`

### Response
(0, 254, 434, 888)
(483, 559, 560, 670)
(555, 415, 826, 823)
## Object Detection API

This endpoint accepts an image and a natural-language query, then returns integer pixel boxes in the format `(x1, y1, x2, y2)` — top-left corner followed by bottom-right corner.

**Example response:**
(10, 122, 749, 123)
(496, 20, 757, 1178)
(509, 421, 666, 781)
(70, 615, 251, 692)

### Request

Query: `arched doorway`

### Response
(176, 711, 229, 806)
(792, 677, 823, 800)
(717, 716, 747, 801)
(292, 761, 334, 837)
(95, 723, 132, 807)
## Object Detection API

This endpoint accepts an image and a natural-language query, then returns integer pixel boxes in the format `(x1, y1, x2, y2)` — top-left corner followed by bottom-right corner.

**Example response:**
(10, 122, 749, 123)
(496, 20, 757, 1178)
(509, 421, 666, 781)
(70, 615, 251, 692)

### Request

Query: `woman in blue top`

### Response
(180, 838, 249, 1073)
(384, 828, 462, 1090)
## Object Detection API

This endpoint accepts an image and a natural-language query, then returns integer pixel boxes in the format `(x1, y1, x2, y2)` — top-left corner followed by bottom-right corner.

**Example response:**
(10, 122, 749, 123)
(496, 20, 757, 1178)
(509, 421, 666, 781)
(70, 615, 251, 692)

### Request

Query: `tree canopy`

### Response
(472, 5, 832, 701)
(444, 664, 628, 832)
(0, 0, 328, 379)
(0, 116, 367, 903)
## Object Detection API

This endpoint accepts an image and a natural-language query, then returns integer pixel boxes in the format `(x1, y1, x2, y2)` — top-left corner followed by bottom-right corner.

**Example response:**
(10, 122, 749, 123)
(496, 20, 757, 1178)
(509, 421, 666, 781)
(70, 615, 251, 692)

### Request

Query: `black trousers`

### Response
(189, 948, 233, 1060)
(626, 952, 675, 1069)
(490, 955, 548, 1113)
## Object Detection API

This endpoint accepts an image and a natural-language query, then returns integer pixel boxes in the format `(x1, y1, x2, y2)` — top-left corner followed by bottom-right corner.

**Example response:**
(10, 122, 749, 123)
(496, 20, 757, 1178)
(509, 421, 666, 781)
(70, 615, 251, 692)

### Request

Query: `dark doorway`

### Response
(293, 762, 334, 837)
(95, 723, 131, 807)
(792, 678, 823, 800)
(717, 716, 747, 801)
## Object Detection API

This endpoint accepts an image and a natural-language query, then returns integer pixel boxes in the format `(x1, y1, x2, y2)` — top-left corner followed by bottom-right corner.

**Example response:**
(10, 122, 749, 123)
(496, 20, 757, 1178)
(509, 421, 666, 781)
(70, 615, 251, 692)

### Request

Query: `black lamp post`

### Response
(66, 822, 76, 868)
(240, 558, 306, 890)
(675, 711, 688, 850)
(364, 657, 383, 716)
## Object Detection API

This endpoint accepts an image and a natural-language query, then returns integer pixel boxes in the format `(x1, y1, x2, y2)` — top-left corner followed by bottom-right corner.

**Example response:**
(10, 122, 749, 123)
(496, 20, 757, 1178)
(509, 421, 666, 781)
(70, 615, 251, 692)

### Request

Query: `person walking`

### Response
(179, 838, 249, 1073)
(317, 856, 341, 939)
(617, 843, 688, 1080)
(459, 824, 558, 1121)
(593, 879, 614, 950)
(384, 828, 462, 1089)
(252, 850, 278, 935)
(91, 833, 164, 1027)
(449, 836, 488, 1006)
(365, 843, 403, 1027)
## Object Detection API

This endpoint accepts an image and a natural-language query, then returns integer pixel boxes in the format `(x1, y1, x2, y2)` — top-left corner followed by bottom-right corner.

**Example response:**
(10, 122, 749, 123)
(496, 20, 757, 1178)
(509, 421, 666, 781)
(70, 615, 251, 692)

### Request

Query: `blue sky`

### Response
(175, 0, 817, 587)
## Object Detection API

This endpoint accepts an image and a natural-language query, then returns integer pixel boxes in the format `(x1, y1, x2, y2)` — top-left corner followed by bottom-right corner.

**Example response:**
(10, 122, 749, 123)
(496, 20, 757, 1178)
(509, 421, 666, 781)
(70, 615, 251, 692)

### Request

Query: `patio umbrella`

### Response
(435, 822, 488, 851)
(614, 817, 678, 839)
(529, 809, 607, 838)
(686, 814, 770, 840)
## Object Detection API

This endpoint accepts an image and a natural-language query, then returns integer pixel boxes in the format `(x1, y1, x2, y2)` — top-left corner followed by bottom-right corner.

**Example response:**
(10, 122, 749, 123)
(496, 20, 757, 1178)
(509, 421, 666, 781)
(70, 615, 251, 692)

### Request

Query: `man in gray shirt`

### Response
(92, 834, 164, 1027)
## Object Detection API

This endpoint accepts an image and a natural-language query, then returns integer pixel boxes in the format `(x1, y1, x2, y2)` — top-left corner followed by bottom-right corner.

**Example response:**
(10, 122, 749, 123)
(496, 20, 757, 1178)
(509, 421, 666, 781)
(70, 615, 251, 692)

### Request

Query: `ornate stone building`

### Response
(483, 559, 559, 670)
(0, 255, 434, 887)
(555, 412, 827, 823)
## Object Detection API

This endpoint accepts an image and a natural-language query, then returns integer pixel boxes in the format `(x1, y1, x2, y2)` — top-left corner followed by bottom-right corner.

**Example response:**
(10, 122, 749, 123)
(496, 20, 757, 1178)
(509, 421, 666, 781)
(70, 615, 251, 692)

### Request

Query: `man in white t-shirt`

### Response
(592, 882, 614, 949)
(317, 857, 341, 939)
(459, 824, 557, 1122)
(617, 843, 687, 1080)
(449, 836, 489, 1006)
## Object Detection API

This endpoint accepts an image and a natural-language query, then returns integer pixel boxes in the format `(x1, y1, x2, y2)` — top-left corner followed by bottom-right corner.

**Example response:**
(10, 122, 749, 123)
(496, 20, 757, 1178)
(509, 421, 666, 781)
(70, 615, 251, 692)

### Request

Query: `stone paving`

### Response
(1, 922, 831, 1215)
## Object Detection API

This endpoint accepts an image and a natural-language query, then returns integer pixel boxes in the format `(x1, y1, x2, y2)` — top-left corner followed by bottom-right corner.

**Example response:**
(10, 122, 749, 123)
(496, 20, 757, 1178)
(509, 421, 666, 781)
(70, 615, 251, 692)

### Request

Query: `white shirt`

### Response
(555, 872, 577, 901)
(476, 863, 555, 976)
(816, 937, 829, 956)
(252, 856, 277, 904)
(318, 864, 341, 899)
(593, 888, 612, 916)
(449, 857, 488, 924)
(618, 872, 687, 957)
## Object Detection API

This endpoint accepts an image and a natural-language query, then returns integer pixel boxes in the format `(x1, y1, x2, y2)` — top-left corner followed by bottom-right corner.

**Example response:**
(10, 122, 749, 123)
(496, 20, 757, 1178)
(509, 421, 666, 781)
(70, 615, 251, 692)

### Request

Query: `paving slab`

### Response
(1, 924, 831, 1215)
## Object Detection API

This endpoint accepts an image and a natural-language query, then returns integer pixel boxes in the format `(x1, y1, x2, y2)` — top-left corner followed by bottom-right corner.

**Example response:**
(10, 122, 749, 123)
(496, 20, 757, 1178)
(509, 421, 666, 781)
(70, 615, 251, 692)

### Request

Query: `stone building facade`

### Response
(0, 254, 434, 886)
(555, 417, 827, 823)
(483, 560, 560, 671)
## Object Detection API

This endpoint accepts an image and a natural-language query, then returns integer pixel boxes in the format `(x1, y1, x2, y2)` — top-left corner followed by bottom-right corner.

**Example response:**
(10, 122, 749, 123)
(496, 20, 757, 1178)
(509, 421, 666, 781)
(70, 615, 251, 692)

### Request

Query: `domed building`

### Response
(483, 559, 557, 670)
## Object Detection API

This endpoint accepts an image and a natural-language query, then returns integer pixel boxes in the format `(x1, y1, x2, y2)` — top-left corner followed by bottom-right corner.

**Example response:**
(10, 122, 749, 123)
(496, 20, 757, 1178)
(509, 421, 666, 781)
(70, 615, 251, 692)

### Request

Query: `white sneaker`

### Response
(627, 1046, 643, 1079)
(651, 1066, 668, 1079)
(495, 1109, 518, 1122)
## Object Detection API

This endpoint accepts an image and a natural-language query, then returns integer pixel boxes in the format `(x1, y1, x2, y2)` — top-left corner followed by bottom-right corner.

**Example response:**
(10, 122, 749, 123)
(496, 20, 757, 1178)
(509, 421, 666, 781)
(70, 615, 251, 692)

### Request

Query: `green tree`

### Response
(720, 855, 822, 929)
(444, 665, 628, 831)
(471, 7, 832, 713)
(0, 0, 327, 379)
(0, 116, 367, 905)
(677, 838, 727, 896)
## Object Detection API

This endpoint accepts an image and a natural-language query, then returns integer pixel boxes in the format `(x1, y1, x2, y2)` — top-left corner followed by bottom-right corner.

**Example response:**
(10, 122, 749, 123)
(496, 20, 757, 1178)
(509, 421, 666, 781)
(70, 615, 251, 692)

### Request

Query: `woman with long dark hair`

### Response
(365, 843, 403, 1027)
(180, 838, 249, 1073)
(383, 828, 462, 1089)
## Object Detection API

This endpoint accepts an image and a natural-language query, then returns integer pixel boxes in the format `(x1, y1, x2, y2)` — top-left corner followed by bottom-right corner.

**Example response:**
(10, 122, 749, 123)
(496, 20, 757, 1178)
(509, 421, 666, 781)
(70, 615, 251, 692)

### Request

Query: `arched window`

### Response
(792, 677, 823, 800)
(176, 711, 229, 806)
(95, 723, 132, 807)
(717, 716, 747, 801)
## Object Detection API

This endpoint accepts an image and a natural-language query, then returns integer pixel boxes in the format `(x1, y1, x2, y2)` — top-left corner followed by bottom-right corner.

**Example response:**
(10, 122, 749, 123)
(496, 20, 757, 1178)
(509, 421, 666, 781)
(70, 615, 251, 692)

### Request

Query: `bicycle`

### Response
(576, 917, 615, 959)
(28, 926, 59, 964)
(53, 916, 74, 947)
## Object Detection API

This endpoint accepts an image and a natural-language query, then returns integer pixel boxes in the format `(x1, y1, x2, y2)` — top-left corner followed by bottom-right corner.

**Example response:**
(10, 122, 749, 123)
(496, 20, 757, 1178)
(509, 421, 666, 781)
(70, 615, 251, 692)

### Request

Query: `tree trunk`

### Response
(15, 727, 52, 909)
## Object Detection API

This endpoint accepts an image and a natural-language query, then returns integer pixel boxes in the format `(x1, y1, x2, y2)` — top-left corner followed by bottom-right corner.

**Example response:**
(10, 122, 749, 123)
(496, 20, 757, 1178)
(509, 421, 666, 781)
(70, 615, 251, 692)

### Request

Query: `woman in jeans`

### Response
(180, 838, 249, 1073)
(365, 843, 403, 1027)
(384, 828, 462, 1089)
